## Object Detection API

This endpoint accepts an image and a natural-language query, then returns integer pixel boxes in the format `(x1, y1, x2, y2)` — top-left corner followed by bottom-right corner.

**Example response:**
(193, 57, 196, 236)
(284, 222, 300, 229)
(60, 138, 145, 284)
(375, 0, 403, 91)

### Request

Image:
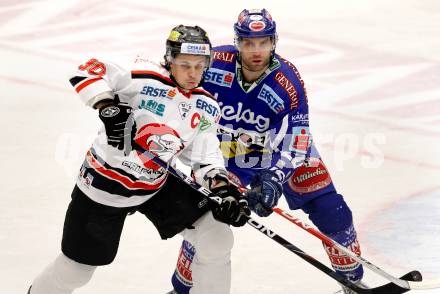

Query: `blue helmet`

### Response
(233, 8, 277, 38)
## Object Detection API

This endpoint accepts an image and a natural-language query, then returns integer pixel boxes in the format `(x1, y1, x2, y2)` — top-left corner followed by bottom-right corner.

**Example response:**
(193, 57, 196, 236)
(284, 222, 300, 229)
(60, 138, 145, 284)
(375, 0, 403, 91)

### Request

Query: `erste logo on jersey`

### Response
(257, 84, 285, 113)
(196, 99, 219, 117)
(204, 68, 234, 88)
(139, 99, 165, 116)
(140, 85, 176, 99)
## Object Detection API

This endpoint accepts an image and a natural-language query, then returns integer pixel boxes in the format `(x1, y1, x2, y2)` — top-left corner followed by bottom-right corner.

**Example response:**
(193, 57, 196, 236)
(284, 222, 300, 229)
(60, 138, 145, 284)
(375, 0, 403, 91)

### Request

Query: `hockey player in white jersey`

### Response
(27, 25, 250, 294)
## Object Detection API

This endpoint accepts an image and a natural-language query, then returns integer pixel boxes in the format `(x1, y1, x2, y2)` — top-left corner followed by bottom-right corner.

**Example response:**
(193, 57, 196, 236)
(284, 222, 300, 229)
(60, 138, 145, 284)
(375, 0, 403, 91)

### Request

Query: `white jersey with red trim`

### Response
(70, 56, 224, 207)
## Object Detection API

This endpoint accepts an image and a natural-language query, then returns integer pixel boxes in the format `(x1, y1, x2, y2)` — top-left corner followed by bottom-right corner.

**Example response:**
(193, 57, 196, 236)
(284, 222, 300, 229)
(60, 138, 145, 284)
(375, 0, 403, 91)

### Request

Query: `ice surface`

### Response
(1, 1, 439, 293)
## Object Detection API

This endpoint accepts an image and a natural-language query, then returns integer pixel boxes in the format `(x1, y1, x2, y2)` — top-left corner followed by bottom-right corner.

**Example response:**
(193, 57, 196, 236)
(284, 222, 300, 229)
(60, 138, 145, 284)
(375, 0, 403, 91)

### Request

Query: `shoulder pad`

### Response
(212, 45, 237, 64)
(131, 55, 163, 72)
(277, 55, 305, 84)
(192, 88, 216, 101)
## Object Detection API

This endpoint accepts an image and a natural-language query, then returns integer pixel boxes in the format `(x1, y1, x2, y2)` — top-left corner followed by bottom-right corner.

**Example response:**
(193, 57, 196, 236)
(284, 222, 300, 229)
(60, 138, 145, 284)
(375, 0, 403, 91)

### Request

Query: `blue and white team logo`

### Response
(204, 68, 234, 88)
(257, 84, 285, 113)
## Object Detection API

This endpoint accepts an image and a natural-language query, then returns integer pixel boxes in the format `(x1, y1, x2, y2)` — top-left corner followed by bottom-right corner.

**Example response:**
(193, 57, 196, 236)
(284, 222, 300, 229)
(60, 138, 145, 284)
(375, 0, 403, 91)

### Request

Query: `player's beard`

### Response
(241, 56, 270, 73)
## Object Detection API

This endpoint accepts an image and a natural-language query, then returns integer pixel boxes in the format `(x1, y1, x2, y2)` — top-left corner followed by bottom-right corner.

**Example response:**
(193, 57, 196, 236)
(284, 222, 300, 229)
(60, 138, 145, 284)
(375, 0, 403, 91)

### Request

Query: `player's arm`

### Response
(248, 93, 312, 217)
(69, 57, 134, 149)
(179, 104, 250, 226)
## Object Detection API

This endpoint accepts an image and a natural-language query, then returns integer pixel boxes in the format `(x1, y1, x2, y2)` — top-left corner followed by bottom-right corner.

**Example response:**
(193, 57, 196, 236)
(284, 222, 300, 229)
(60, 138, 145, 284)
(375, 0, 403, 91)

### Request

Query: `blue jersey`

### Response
(203, 45, 312, 187)
(173, 46, 363, 292)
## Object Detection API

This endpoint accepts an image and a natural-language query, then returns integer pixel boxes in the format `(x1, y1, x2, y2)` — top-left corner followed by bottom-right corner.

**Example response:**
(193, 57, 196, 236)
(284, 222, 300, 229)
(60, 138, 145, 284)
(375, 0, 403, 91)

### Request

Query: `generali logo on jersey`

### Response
(213, 51, 235, 63)
(274, 71, 299, 109)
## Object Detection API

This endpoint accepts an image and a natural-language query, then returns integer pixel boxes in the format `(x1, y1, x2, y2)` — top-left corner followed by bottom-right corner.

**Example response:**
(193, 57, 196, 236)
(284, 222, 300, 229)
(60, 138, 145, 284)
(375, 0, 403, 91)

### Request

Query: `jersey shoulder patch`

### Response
(272, 55, 308, 109)
(277, 55, 306, 93)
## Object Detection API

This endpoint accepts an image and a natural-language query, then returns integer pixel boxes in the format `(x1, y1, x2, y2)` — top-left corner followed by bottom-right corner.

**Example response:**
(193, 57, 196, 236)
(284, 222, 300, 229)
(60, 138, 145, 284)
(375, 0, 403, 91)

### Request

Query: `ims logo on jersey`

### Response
(138, 99, 165, 116)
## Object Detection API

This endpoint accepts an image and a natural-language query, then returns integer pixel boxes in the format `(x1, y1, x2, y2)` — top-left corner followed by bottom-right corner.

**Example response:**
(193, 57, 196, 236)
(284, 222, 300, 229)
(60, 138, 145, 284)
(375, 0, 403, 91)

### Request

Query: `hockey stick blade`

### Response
(247, 217, 420, 294)
(367, 271, 422, 294)
(135, 148, 419, 293)
(272, 208, 431, 290)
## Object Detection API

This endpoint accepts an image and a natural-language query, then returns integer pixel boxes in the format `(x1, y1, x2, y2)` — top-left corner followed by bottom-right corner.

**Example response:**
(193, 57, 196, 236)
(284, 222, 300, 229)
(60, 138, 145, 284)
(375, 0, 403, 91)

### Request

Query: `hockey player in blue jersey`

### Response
(169, 9, 365, 294)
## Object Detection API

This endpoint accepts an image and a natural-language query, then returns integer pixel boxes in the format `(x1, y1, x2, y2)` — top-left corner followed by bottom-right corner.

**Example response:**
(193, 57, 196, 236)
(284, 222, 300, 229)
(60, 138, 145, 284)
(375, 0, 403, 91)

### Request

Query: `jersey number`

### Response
(78, 58, 106, 76)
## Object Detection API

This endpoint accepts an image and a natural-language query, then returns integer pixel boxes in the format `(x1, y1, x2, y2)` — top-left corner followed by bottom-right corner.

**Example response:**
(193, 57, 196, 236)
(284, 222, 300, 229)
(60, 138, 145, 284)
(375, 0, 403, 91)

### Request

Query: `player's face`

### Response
(170, 54, 208, 90)
(237, 37, 273, 71)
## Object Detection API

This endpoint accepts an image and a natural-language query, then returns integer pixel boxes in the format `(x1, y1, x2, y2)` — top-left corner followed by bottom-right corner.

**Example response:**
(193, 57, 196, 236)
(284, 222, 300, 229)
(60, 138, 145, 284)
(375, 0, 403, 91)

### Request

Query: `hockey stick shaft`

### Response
(273, 207, 411, 289)
(273, 208, 438, 290)
(138, 150, 415, 294)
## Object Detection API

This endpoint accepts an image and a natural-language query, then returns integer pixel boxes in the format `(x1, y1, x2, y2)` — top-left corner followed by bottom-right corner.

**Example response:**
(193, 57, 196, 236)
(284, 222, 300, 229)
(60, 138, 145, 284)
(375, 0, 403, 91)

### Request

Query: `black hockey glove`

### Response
(211, 184, 251, 227)
(98, 101, 133, 150)
(246, 170, 283, 217)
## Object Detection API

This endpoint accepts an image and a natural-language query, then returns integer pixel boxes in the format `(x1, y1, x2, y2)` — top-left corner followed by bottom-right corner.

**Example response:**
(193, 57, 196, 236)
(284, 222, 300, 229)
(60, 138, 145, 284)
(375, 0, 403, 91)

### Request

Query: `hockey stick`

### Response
(136, 149, 420, 294)
(273, 207, 439, 290)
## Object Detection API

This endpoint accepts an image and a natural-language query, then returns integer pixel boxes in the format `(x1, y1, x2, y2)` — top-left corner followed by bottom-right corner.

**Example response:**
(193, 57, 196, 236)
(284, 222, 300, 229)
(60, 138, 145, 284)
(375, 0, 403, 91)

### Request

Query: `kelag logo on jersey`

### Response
(257, 84, 285, 113)
(196, 99, 219, 117)
(139, 100, 165, 116)
(140, 86, 176, 99)
(219, 102, 270, 132)
(204, 68, 234, 88)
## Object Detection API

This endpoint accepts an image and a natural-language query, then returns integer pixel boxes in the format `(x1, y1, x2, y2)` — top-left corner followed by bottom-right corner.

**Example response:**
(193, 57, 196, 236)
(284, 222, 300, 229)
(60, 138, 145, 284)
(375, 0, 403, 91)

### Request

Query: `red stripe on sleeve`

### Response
(86, 151, 166, 190)
(75, 77, 103, 93)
